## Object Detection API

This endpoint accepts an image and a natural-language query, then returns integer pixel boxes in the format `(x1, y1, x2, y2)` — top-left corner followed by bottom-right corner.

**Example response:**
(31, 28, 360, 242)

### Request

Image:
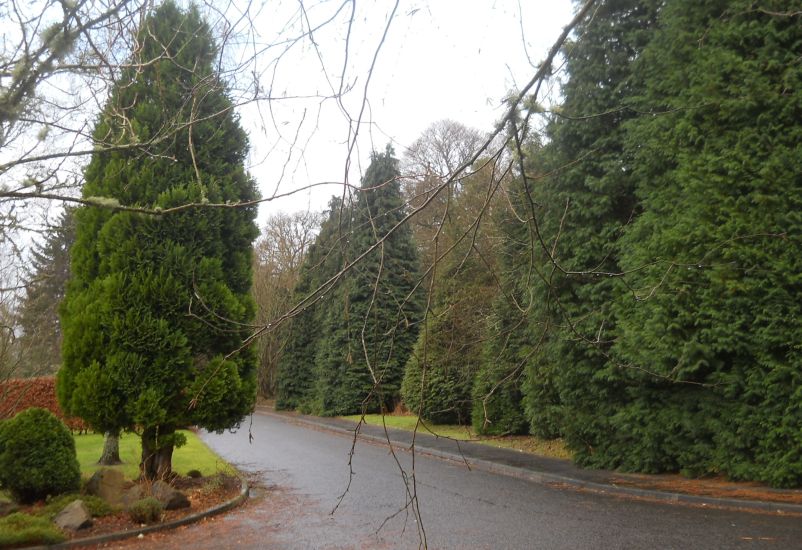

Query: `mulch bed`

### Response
(16, 474, 242, 543)
(608, 474, 802, 505)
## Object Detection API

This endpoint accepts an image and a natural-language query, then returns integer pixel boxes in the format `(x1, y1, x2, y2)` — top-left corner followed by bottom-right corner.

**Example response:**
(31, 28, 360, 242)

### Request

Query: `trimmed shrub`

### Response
(0, 408, 81, 504)
(0, 512, 66, 546)
(128, 497, 164, 524)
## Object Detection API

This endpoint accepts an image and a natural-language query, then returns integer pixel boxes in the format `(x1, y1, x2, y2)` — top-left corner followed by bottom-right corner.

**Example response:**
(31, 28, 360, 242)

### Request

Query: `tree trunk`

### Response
(140, 427, 175, 481)
(98, 431, 122, 465)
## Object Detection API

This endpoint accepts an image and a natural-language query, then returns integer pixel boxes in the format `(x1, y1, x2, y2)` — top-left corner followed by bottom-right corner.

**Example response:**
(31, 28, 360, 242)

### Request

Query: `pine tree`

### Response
(608, 0, 802, 486)
(57, 1, 258, 480)
(312, 147, 422, 415)
(18, 207, 76, 375)
(521, 0, 661, 449)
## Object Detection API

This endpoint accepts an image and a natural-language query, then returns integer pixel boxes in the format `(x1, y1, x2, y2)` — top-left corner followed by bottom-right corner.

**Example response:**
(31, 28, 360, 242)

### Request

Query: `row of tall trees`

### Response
(481, 0, 802, 487)
(8, 0, 798, 488)
(277, 0, 802, 488)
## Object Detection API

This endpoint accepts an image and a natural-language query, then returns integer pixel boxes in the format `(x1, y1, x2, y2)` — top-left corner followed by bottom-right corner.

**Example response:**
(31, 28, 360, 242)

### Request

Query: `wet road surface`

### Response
(101, 412, 802, 549)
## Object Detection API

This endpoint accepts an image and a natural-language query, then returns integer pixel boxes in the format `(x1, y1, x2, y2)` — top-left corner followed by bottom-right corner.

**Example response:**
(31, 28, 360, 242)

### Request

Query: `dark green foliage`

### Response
(402, 315, 477, 425)
(520, 0, 660, 447)
(17, 207, 76, 375)
(58, 2, 258, 479)
(402, 165, 500, 425)
(604, 0, 802, 486)
(312, 147, 422, 415)
(472, 180, 530, 436)
(278, 148, 422, 416)
(275, 198, 348, 411)
(0, 512, 66, 546)
(127, 496, 163, 524)
(0, 408, 80, 504)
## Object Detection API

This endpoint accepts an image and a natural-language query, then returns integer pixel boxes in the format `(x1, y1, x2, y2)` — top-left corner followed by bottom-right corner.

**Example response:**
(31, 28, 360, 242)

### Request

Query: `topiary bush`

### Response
(0, 408, 81, 504)
(127, 497, 164, 524)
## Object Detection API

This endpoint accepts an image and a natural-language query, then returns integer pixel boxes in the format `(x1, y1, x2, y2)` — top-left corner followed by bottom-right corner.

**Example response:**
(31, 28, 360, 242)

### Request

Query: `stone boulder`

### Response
(54, 500, 93, 531)
(85, 468, 128, 507)
(150, 480, 190, 510)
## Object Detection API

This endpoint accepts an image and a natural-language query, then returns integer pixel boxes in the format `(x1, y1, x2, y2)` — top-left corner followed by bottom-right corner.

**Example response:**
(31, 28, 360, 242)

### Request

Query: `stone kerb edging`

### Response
(28, 474, 250, 549)
(258, 408, 802, 516)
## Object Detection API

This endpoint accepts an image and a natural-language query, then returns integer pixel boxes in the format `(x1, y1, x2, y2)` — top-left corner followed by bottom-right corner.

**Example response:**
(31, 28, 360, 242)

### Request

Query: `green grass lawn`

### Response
(75, 430, 234, 481)
(341, 414, 571, 460)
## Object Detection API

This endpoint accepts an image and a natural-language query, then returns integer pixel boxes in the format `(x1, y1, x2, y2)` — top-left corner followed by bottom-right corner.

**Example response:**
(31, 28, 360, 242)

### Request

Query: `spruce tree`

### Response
(608, 0, 802, 486)
(18, 207, 76, 375)
(58, 1, 258, 479)
(312, 147, 422, 415)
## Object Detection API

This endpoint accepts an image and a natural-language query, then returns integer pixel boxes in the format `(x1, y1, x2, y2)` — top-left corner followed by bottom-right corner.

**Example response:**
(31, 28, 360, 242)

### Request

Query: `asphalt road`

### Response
(199, 412, 801, 550)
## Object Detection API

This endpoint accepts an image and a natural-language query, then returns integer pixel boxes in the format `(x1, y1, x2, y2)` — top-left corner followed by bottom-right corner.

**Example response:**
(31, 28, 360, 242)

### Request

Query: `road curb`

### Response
(257, 408, 802, 516)
(32, 474, 250, 549)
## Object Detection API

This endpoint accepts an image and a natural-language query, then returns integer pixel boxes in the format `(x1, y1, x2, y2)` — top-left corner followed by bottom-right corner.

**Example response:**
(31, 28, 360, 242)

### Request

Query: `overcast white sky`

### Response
(239, 0, 574, 223)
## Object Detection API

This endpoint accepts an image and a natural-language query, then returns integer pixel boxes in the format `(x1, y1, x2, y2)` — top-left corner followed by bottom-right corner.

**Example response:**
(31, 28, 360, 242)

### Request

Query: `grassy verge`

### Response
(341, 414, 571, 460)
(75, 430, 234, 480)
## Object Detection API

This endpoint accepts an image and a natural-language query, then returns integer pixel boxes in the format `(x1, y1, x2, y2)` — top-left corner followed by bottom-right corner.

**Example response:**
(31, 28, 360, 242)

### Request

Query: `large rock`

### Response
(85, 468, 128, 507)
(150, 480, 190, 510)
(54, 500, 93, 531)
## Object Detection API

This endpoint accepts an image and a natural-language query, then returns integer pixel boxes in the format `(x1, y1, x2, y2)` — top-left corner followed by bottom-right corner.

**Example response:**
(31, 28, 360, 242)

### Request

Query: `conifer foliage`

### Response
(275, 197, 348, 411)
(402, 161, 502, 425)
(18, 207, 76, 375)
(494, 0, 802, 487)
(277, 147, 421, 416)
(607, 0, 802, 486)
(57, 1, 258, 480)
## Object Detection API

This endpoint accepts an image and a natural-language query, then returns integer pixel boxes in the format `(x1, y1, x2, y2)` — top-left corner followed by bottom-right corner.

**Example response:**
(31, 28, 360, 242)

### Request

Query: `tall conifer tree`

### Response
(18, 207, 76, 374)
(275, 197, 348, 410)
(472, 179, 531, 436)
(58, 1, 258, 479)
(609, 0, 802, 486)
(401, 161, 502, 425)
(522, 0, 660, 447)
(310, 147, 422, 415)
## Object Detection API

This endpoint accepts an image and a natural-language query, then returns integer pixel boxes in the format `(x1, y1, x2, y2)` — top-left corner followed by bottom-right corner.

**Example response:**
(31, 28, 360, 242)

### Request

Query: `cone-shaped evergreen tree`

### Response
(275, 197, 348, 410)
(607, 0, 802, 486)
(58, 1, 258, 479)
(18, 207, 76, 375)
(311, 147, 422, 415)
(521, 0, 660, 447)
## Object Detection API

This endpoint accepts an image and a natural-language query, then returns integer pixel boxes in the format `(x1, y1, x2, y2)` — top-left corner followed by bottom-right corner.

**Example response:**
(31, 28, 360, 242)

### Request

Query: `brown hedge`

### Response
(0, 376, 86, 431)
